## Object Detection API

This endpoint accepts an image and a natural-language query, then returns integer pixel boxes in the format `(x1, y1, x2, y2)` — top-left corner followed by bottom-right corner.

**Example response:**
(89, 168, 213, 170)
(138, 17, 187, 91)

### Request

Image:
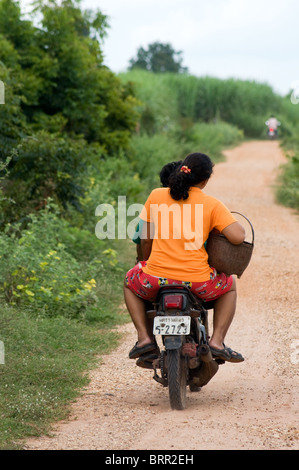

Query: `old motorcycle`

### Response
(267, 127, 276, 139)
(139, 287, 220, 410)
(137, 212, 254, 410)
(136, 213, 254, 410)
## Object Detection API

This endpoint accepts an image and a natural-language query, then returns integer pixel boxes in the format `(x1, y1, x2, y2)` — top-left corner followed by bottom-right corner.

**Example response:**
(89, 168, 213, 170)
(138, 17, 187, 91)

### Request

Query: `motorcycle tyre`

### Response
(167, 349, 187, 410)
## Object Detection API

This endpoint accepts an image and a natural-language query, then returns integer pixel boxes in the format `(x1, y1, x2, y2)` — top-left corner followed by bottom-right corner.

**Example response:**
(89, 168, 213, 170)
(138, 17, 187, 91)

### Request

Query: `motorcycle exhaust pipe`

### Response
(198, 343, 213, 363)
(192, 344, 219, 387)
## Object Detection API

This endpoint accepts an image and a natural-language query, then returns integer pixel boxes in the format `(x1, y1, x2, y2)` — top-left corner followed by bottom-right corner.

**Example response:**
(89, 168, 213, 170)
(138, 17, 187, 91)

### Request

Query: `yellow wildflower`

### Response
(39, 261, 48, 268)
(25, 289, 35, 297)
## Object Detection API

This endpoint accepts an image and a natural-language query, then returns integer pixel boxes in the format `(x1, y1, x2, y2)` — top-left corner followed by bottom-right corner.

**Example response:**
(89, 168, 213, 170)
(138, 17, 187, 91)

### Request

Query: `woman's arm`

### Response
(221, 222, 245, 245)
(140, 221, 154, 260)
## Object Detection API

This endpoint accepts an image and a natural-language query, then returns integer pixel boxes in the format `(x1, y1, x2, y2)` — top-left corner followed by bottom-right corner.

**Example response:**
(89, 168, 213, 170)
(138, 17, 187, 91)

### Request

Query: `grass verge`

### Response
(0, 241, 133, 450)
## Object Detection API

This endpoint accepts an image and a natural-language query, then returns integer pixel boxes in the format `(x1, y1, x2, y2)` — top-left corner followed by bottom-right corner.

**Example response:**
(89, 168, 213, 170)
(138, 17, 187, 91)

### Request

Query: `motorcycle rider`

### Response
(132, 160, 182, 261)
(265, 115, 280, 136)
(124, 152, 245, 363)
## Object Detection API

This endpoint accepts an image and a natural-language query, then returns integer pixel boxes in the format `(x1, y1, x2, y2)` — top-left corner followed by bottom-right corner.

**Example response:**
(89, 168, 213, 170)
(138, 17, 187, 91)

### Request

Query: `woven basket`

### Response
(206, 212, 254, 278)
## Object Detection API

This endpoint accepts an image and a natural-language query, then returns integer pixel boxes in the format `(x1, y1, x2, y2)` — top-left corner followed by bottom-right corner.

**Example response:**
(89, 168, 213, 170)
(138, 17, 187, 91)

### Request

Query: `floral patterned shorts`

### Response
(125, 261, 233, 302)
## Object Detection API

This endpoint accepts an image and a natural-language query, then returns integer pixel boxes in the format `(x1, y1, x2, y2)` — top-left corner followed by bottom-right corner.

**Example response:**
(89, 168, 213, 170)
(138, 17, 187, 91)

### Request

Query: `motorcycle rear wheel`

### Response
(167, 349, 187, 410)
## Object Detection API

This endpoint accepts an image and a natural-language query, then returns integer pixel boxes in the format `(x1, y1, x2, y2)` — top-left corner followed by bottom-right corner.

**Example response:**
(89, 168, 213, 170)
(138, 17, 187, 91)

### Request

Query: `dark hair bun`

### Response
(169, 153, 214, 200)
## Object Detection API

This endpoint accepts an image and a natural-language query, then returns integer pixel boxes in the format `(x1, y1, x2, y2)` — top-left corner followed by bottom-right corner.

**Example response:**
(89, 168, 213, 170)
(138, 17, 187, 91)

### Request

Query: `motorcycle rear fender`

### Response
(164, 335, 183, 350)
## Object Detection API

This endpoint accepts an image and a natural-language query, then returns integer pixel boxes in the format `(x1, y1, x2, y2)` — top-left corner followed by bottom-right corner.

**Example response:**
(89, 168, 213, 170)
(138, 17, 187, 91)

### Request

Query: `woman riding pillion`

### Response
(124, 152, 245, 363)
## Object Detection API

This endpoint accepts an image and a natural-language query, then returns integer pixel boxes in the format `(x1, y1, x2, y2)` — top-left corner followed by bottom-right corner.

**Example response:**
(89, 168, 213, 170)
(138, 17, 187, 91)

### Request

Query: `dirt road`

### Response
(26, 141, 299, 450)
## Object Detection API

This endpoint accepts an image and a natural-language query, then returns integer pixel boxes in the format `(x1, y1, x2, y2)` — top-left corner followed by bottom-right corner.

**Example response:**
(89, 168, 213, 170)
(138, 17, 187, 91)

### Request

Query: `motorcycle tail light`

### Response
(164, 295, 183, 309)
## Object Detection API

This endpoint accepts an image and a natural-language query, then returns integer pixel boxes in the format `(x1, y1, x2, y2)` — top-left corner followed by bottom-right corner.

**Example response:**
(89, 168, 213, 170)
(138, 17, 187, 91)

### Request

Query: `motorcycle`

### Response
(267, 127, 276, 139)
(140, 285, 222, 410)
(134, 212, 254, 410)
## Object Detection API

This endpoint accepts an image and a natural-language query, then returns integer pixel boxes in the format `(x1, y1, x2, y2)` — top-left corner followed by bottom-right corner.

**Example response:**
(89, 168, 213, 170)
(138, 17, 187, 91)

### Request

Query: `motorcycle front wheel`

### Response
(167, 349, 187, 410)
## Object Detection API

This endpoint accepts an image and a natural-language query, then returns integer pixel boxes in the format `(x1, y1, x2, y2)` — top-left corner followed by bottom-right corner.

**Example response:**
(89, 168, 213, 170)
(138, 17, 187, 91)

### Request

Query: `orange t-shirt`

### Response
(139, 187, 237, 282)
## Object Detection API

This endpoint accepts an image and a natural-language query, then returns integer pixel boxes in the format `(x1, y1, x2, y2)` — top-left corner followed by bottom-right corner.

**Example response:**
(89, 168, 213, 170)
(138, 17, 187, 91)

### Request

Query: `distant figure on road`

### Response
(265, 115, 281, 138)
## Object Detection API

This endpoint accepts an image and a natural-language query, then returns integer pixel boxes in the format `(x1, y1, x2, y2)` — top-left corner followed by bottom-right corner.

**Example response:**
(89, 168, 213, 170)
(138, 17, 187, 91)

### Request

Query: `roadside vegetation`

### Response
(274, 99, 299, 210)
(0, 0, 298, 449)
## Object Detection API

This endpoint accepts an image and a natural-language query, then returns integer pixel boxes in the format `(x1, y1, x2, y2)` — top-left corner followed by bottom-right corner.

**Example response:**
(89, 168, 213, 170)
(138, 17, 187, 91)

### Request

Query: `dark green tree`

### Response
(0, 0, 139, 218)
(129, 42, 188, 74)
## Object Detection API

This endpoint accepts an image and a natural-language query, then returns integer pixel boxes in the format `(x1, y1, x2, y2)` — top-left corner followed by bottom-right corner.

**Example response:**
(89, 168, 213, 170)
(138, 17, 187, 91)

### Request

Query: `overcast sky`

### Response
(22, 0, 298, 96)
(82, 0, 298, 96)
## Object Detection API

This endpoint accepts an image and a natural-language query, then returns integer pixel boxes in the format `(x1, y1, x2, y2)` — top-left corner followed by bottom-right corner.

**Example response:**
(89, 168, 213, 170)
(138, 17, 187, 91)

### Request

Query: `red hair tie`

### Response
(180, 165, 191, 174)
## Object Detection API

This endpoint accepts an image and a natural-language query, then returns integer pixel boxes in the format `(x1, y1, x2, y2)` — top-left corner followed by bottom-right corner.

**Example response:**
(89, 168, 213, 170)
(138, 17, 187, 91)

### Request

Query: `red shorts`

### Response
(125, 261, 233, 302)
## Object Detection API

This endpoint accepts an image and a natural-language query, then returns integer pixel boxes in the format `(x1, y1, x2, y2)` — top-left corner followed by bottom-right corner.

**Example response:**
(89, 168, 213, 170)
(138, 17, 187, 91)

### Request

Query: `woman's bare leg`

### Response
(209, 276, 237, 350)
(124, 284, 154, 347)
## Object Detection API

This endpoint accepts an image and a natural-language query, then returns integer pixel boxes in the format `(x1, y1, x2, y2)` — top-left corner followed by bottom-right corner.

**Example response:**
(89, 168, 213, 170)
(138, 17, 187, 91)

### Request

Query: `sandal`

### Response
(129, 341, 157, 359)
(136, 351, 159, 369)
(209, 344, 244, 363)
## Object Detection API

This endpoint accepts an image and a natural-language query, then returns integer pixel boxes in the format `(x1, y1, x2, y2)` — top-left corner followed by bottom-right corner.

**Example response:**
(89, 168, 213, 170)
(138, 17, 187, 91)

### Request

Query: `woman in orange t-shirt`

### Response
(124, 152, 245, 363)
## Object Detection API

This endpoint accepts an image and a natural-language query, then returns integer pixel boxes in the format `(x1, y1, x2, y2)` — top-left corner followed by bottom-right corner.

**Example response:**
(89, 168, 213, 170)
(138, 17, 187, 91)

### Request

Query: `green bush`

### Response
(179, 121, 244, 160)
(127, 121, 243, 192)
(277, 100, 299, 212)
(0, 0, 140, 226)
(128, 133, 183, 189)
(0, 202, 125, 319)
(119, 70, 178, 135)
(65, 151, 145, 234)
(276, 154, 299, 210)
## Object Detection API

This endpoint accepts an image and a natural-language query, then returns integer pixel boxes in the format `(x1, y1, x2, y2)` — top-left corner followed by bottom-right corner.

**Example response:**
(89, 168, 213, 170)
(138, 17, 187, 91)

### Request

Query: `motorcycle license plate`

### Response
(153, 316, 191, 335)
